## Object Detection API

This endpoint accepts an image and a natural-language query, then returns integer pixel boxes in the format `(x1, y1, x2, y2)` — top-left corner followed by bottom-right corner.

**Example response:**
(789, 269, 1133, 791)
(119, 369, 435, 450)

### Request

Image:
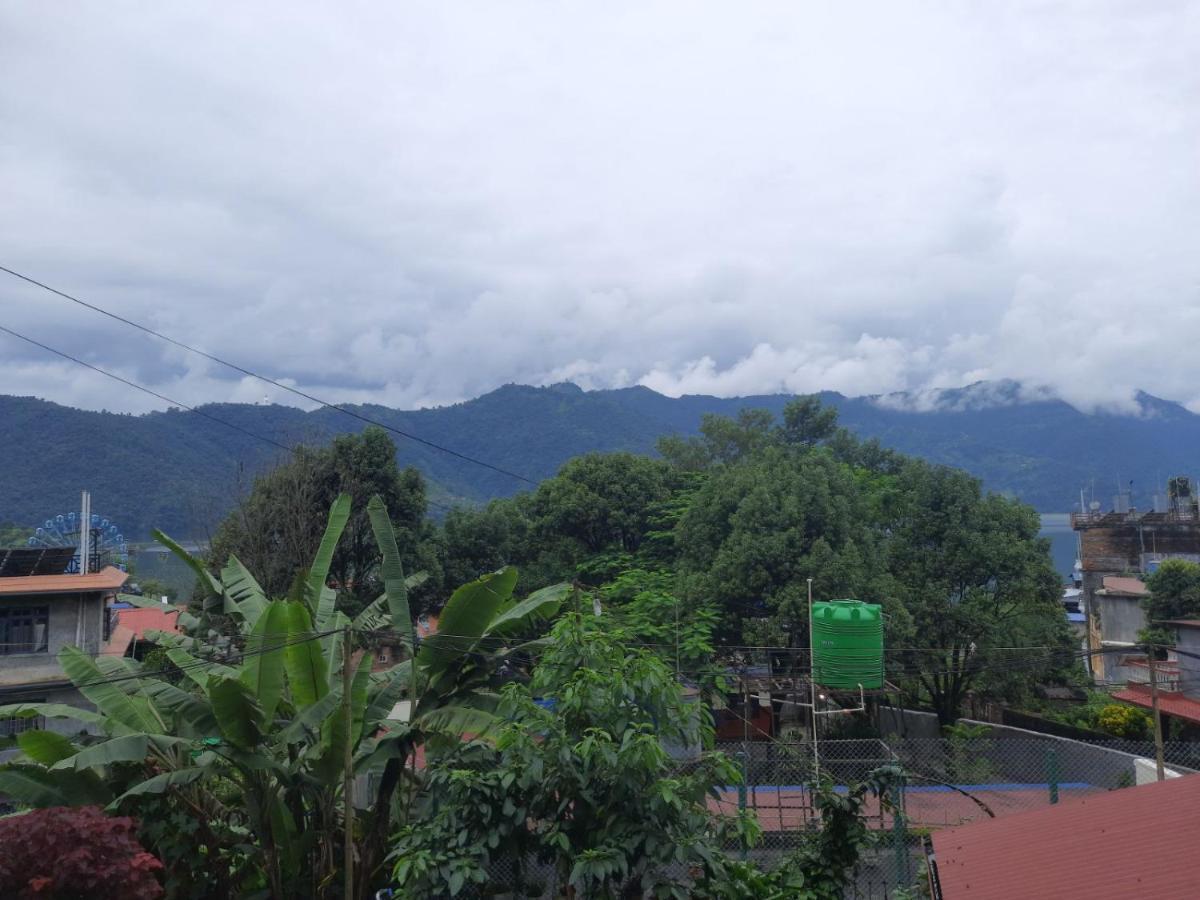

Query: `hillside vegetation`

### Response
(2, 380, 1197, 536)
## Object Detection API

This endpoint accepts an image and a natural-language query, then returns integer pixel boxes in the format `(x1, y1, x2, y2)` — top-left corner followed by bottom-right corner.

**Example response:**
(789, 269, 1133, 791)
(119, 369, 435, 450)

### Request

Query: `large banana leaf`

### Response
(283, 601, 329, 708)
(208, 676, 264, 749)
(276, 685, 343, 745)
(60, 646, 163, 736)
(153, 529, 221, 606)
(222, 555, 269, 627)
(414, 704, 502, 739)
(367, 495, 413, 650)
(51, 734, 191, 771)
(351, 572, 428, 632)
(349, 652, 374, 742)
(0, 764, 112, 807)
(417, 567, 518, 677)
(306, 492, 351, 622)
(166, 647, 238, 690)
(141, 679, 218, 736)
(241, 600, 288, 723)
(362, 661, 413, 735)
(485, 582, 570, 638)
(110, 766, 208, 807)
(17, 730, 76, 765)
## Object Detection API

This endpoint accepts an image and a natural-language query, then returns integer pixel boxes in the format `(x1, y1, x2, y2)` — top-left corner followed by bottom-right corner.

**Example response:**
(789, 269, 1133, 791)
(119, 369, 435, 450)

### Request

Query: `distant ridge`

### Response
(2, 381, 1198, 537)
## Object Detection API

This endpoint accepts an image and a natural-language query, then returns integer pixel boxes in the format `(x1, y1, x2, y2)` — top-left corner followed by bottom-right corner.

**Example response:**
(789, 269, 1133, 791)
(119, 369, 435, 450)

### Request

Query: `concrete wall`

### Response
(957, 719, 1193, 788)
(878, 705, 941, 739)
(0, 592, 105, 688)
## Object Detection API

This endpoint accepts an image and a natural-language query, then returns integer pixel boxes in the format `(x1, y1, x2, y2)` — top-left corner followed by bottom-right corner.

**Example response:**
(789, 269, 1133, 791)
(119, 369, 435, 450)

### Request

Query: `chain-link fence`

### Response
(452, 735, 1195, 898)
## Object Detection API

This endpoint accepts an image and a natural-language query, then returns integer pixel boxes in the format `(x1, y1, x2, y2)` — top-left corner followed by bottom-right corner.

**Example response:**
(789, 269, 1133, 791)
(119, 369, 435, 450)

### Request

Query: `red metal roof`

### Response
(1112, 683, 1200, 725)
(0, 565, 128, 596)
(116, 606, 181, 640)
(932, 775, 1200, 899)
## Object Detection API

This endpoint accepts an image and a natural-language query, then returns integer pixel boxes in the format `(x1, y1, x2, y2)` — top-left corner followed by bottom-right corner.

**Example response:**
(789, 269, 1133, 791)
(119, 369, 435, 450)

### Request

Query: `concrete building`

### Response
(1113, 619, 1200, 739)
(0, 565, 128, 737)
(1072, 480, 1200, 681)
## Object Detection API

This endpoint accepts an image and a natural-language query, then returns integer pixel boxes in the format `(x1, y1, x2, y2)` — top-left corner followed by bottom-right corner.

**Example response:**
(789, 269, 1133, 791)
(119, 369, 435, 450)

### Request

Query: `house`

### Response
(929, 773, 1200, 899)
(1086, 575, 1149, 683)
(0, 558, 128, 737)
(1072, 479, 1200, 681)
(1112, 619, 1200, 740)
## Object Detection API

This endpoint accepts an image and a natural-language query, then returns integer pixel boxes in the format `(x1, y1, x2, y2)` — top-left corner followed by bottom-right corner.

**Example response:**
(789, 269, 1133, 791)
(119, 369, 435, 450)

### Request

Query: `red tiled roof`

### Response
(0, 565, 128, 596)
(1112, 683, 1200, 725)
(932, 775, 1200, 900)
(115, 606, 181, 641)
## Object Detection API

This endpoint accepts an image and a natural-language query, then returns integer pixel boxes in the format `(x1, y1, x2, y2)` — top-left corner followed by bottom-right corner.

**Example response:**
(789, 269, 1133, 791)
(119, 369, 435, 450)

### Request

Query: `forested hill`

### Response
(2, 380, 1197, 537)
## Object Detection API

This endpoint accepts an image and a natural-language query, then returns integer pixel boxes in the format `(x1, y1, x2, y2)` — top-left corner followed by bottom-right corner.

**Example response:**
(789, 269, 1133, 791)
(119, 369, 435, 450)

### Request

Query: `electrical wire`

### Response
(0, 263, 537, 486)
(0, 323, 294, 454)
(0, 321, 459, 516)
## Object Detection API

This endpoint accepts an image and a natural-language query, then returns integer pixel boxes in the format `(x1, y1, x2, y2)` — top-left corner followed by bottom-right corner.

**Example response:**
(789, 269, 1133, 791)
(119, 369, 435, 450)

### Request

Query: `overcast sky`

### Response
(2, 2, 1198, 416)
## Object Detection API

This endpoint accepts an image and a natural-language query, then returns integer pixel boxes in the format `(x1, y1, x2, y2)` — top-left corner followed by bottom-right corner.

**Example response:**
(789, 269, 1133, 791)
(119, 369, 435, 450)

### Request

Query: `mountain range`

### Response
(2, 380, 1198, 539)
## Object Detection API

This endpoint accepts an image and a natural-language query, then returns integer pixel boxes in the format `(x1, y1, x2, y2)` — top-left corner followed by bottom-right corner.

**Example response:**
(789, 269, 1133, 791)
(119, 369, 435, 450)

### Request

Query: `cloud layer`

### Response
(1, 2, 1198, 415)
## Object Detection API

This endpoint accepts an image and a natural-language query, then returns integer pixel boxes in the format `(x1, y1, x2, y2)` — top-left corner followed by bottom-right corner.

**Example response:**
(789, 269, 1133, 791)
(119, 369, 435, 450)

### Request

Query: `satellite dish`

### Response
(1089, 501, 1101, 511)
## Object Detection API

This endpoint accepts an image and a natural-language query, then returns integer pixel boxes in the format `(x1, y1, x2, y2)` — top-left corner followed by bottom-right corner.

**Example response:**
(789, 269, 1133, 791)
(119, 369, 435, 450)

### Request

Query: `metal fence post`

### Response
(893, 767, 911, 887)
(1046, 747, 1060, 805)
(736, 749, 749, 860)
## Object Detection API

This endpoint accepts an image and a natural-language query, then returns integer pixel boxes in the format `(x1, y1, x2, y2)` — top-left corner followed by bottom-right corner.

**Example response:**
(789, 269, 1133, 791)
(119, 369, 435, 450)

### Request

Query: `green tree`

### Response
(886, 462, 1069, 724)
(1140, 559, 1200, 649)
(207, 428, 434, 616)
(390, 612, 755, 899)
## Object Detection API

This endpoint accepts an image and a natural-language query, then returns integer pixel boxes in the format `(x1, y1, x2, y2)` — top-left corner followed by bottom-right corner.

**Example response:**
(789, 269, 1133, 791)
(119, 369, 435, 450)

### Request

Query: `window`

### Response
(0, 606, 49, 655)
(0, 703, 45, 737)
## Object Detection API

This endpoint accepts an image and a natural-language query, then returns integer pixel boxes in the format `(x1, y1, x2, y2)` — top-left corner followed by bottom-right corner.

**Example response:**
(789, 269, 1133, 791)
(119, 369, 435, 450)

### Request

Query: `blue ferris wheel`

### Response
(27, 511, 129, 573)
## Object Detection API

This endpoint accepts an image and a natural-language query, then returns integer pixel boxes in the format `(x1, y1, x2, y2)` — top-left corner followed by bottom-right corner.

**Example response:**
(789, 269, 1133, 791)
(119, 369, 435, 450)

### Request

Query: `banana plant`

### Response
(0, 493, 568, 900)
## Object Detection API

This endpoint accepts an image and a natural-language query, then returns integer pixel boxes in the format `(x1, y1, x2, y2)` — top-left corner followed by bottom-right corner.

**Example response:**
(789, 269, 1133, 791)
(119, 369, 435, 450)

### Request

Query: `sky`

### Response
(1, 2, 1198, 416)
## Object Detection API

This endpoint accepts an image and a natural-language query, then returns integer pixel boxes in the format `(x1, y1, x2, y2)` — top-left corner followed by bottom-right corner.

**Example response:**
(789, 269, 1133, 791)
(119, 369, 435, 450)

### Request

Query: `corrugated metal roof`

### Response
(0, 565, 128, 596)
(932, 775, 1200, 899)
(1112, 683, 1200, 725)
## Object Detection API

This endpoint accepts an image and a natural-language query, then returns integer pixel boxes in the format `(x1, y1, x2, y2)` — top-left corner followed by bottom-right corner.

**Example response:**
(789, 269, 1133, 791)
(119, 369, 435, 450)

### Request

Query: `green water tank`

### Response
(811, 599, 884, 690)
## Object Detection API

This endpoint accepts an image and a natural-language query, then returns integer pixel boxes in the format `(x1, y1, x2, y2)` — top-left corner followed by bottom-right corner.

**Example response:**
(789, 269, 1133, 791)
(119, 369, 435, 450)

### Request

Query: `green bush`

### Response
(1095, 704, 1151, 739)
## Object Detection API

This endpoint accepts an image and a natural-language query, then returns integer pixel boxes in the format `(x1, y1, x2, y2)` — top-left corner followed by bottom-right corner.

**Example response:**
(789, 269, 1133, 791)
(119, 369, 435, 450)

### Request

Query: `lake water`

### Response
(1039, 513, 1078, 580)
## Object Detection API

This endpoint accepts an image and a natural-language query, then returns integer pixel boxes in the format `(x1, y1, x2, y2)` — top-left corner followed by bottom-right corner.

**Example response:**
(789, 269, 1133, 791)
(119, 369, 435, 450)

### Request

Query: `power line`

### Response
(0, 264, 537, 486)
(0, 323, 294, 455)
(0, 321, 458, 516)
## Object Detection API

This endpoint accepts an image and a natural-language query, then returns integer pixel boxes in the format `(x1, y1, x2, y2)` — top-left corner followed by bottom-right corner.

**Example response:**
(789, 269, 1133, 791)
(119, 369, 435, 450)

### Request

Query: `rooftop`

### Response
(0, 565, 128, 596)
(1112, 683, 1200, 725)
(101, 605, 182, 657)
(932, 774, 1200, 900)
(1097, 575, 1148, 596)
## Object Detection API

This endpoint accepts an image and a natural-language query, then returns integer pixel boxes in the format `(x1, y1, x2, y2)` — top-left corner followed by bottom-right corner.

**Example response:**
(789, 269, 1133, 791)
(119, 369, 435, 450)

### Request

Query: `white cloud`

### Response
(0, 1, 1197, 414)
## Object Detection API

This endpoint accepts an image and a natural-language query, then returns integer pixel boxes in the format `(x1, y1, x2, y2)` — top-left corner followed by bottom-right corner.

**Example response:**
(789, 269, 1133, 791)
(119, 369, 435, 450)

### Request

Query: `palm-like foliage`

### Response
(0, 494, 567, 899)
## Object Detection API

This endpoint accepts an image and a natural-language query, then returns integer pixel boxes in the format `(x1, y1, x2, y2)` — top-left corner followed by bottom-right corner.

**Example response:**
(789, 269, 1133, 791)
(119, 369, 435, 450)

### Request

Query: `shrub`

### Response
(0, 806, 164, 899)
(1095, 704, 1152, 739)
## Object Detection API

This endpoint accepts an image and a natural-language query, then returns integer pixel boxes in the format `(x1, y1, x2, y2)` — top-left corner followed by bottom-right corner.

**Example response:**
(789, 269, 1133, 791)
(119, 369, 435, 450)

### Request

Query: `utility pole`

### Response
(343, 627, 355, 900)
(1147, 647, 1165, 781)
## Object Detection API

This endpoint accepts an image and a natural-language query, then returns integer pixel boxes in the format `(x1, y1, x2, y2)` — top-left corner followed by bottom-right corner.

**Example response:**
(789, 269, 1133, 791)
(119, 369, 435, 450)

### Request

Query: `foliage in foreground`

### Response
(389, 614, 899, 899)
(0, 805, 164, 900)
(0, 495, 567, 899)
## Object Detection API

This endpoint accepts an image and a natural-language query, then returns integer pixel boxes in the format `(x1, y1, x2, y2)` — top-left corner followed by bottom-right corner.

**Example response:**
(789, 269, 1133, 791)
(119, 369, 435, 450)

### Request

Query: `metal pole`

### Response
(1147, 648, 1166, 781)
(343, 627, 355, 900)
(78, 491, 90, 576)
(808, 577, 818, 781)
(1046, 747, 1060, 804)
